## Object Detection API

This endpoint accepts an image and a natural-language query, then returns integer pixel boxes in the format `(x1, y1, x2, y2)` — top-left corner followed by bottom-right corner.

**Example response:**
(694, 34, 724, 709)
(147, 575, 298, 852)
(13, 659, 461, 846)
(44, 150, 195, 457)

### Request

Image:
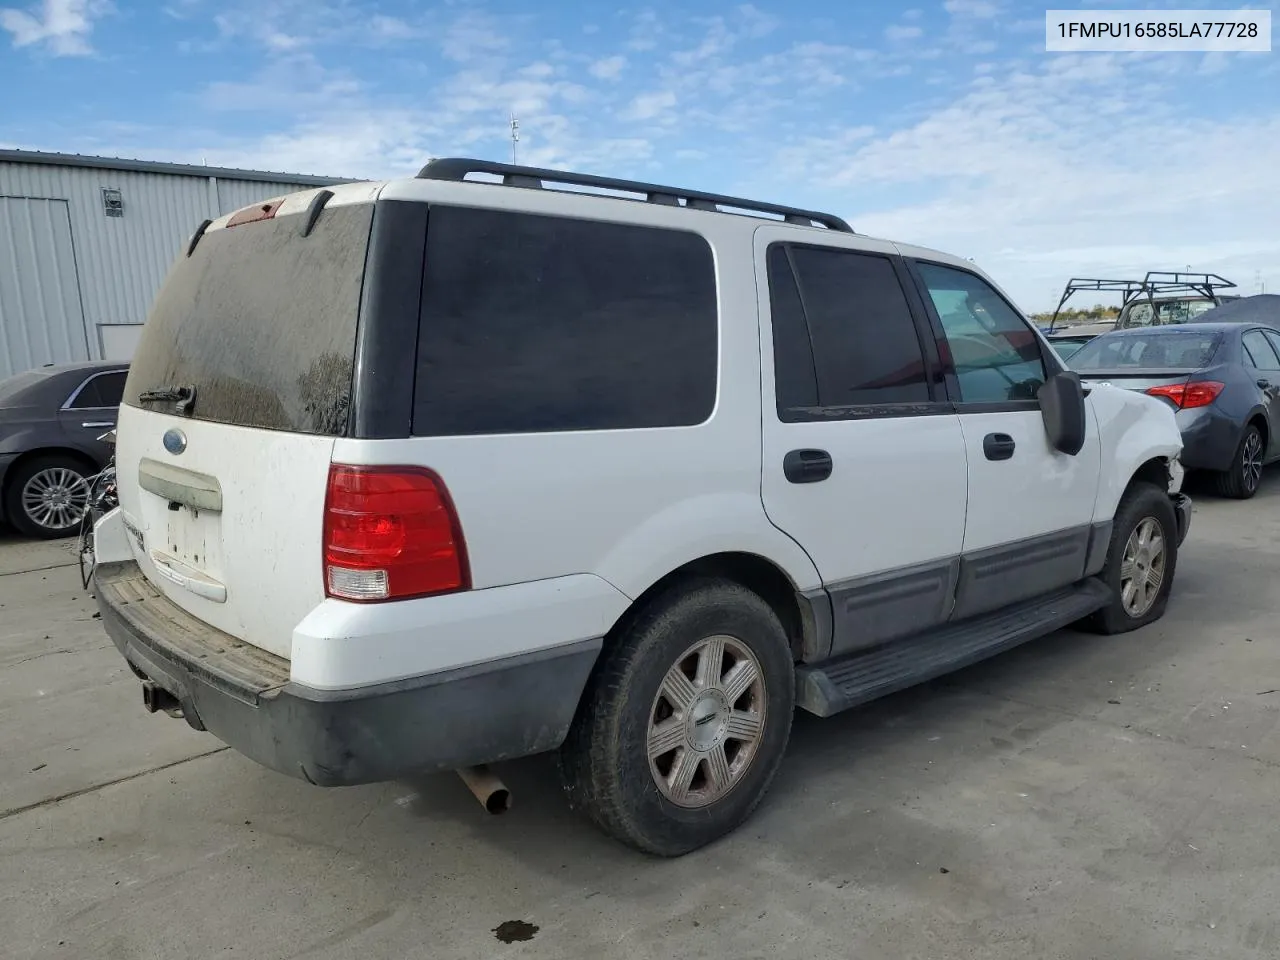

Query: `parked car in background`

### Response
(1047, 332, 1100, 362)
(0, 362, 127, 537)
(1070, 323, 1280, 499)
(1187, 293, 1280, 330)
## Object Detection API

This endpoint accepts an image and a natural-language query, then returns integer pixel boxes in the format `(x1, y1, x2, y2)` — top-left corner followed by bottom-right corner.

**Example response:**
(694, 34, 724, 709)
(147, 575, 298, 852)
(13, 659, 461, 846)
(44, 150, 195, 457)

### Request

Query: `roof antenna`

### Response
(510, 113, 519, 165)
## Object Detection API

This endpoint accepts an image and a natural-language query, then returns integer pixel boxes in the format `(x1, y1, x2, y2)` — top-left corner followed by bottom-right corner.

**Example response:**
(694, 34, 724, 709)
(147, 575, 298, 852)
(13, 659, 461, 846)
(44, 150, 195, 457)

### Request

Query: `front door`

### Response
(756, 230, 968, 656)
(909, 259, 1101, 620)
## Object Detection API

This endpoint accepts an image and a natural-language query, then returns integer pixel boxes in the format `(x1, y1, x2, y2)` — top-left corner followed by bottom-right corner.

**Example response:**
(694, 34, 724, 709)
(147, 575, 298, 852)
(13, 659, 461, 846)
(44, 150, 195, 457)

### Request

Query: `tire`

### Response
(1086, 482, 1178, 635)
(1214, 424, 1264, 500)
(559, 578, 795, 857)
(3, 454, 94, 539)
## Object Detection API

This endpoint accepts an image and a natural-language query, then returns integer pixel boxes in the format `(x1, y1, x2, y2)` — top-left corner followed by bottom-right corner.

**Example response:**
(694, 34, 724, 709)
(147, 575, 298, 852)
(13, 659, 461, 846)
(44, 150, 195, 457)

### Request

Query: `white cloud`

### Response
(943, 0, 999, 17)
(623, 89, 677, 121)
(589, 55, 626, 80)
(885, 24, 924, 41)
(1, 0, 109, 56)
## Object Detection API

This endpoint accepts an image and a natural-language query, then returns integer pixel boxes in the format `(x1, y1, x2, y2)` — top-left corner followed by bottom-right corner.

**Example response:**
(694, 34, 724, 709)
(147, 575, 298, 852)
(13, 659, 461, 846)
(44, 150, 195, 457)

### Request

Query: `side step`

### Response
(796, 579, 1111, 717)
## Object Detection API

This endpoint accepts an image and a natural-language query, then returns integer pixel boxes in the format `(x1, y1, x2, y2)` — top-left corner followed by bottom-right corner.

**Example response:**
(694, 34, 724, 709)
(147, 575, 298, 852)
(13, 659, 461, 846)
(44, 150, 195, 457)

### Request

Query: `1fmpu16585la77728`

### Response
(90, 159, 1191, 856)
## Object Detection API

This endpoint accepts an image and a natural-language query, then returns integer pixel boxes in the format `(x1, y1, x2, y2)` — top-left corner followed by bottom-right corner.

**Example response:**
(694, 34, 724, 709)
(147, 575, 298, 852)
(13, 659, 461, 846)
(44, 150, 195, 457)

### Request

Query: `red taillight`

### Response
(323, 465, 469, 602)
(1145, 380, 1224, 409)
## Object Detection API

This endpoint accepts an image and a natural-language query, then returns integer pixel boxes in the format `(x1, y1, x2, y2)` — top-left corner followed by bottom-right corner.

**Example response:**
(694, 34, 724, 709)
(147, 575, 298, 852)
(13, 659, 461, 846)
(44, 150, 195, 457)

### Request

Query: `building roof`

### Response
(0, 148, 358, 186)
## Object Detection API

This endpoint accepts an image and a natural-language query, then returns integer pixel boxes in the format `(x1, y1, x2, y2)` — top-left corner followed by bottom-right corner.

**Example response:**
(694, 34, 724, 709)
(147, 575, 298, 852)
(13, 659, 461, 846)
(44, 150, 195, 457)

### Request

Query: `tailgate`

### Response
(114, 186, 380, 659)
(115, 405, 333, 659)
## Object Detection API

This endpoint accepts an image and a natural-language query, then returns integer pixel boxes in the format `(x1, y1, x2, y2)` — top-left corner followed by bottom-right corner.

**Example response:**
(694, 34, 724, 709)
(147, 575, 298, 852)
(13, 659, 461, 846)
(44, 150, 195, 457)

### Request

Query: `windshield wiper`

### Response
(137, 384, 197, 415)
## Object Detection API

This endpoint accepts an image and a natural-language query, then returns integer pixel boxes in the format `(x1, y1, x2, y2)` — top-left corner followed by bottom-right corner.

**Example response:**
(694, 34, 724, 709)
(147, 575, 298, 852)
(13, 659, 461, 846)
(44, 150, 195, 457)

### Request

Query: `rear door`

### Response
(114, 189, 379, 659)
(1242, 328, 1280, 457)
(909, 259, 1101, 620)
(57, 369, 125, 460)
(756, 230, 968, 656)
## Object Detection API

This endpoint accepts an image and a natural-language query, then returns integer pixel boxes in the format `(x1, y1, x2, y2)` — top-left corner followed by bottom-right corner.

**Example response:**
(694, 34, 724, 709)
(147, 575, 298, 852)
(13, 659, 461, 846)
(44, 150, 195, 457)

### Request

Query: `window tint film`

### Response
(1243, 330, 1280, 370)
(918, 262, 1045, 403)
(126, 203, 373, 435)
(414, 206, 717, 436)
(766, 245, 818, 415)
(786, 246, 929, 406)
(74, 371, 127, 408)
(1072, 331, 1221, 370)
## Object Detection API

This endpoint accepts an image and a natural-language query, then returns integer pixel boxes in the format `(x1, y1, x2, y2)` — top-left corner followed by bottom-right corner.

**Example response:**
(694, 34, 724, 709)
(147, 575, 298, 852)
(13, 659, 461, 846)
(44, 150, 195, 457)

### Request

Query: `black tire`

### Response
(3, 454, 94, 539)
(1086, 482, 1178, 635)
(559, 578, 795, 857)
(1214, 424, 1264, 500)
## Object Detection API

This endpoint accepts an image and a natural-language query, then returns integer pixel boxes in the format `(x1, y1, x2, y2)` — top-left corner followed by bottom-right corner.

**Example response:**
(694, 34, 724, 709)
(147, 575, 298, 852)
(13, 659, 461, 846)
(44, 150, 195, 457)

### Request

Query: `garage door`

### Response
(0, 197, 89, 380)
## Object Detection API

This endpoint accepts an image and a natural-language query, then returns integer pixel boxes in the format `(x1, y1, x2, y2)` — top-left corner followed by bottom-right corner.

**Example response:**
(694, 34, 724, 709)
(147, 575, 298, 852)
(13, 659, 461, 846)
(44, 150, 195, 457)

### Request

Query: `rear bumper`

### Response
(0, 452, 17, 520)
(94, 561, 601, 786)
(1175, 407, 1241, 472)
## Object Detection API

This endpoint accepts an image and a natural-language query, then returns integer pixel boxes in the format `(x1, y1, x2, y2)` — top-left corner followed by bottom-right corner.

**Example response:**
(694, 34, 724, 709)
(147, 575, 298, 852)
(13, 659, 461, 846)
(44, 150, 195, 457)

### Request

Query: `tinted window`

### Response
(784, 246, 929, 406)
(1072, 331, 1221, 370)
(918, 262, 1045, 403)
(70, 371, 127, 408)
(126, 203, 374, 435)
(413, 207, 717, 436)
(766, 246, 818, 414)
(1243, 330, 1280, 370)
(1264, 330, 1280, 363)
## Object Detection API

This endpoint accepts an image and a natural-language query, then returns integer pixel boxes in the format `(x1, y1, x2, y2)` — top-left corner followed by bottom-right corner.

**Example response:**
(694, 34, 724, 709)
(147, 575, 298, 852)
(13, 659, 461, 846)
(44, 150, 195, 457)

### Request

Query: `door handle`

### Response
(783, 449, 833, 484)
(82, 421, 115, 429)
(1257, 379, 1272, 390)
(983, 433, 1016, 461)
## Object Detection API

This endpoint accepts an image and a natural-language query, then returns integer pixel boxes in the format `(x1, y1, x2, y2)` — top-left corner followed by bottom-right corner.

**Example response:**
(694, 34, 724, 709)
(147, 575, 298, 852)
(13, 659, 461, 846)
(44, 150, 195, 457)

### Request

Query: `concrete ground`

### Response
(3, 477, 1280, 960)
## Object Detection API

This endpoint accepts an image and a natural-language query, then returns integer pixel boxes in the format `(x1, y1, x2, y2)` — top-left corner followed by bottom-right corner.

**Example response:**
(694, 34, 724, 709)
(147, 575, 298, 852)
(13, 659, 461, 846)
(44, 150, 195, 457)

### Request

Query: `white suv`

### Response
(92, 159, 1191, 856)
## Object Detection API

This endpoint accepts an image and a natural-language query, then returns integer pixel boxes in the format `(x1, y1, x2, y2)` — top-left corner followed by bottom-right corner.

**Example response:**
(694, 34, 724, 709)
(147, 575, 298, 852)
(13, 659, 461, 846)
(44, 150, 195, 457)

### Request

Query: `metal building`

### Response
(0, 150, 351, 380)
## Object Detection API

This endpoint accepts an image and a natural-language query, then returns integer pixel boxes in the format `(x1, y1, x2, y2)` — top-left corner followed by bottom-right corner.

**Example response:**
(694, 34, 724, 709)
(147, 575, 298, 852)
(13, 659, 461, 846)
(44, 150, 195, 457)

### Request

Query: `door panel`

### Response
(911, 259, 1100, 613)
(1245, 329, 1280, 459)
(756, 230, 968, 656)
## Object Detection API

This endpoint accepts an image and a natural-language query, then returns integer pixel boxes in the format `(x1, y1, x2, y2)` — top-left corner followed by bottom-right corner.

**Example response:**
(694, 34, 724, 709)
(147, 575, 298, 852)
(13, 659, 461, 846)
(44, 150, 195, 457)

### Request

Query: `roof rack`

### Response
(416, 157, 854, 233)
(1046, 271, 1238, 332)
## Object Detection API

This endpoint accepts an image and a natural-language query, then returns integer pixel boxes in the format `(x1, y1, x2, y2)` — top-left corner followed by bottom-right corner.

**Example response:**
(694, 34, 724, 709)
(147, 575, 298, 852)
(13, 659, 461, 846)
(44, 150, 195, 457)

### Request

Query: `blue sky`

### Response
(1, 0, 1278, 309)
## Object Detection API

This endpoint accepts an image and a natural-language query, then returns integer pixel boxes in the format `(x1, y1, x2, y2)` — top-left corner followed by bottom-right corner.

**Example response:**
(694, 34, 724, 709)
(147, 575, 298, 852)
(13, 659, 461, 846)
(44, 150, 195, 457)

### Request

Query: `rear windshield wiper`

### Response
(137, 384, 197, 415)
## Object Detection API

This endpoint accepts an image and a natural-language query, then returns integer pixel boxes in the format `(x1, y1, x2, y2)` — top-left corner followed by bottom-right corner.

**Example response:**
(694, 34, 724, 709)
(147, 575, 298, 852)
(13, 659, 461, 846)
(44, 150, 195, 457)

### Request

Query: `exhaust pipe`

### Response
(457, 765, 511, 814)
(141, 681, 181, 715)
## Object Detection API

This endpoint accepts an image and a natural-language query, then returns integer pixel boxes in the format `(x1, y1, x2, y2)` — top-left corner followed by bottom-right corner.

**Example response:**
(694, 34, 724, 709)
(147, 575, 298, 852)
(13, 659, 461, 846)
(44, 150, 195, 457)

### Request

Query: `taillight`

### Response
(1145, 380, 1224, 409)
(323, 465, 469, 602)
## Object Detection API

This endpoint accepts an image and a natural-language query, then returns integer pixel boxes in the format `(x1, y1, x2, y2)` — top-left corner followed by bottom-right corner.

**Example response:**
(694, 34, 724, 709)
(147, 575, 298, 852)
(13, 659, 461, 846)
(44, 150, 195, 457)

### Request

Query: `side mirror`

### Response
(1038, 371, 1086, 456)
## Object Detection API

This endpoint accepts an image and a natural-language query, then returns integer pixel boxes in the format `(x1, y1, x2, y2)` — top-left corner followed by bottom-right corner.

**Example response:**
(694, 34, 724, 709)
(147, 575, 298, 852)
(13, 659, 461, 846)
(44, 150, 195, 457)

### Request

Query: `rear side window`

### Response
(1243, 330, 1280, 370)
(69, 371, 127, 408)
(768, 244, 930, 411)
(413, 206, 717, 436)
(126, 203, 374, 435)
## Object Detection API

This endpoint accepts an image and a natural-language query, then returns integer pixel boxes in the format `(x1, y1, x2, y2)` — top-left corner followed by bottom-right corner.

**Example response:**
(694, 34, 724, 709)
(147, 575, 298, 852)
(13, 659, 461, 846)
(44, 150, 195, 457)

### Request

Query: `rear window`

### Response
(125, 202, 374, 435)
(1071, 331, 1220, 370)
(412, 206, 717, 436)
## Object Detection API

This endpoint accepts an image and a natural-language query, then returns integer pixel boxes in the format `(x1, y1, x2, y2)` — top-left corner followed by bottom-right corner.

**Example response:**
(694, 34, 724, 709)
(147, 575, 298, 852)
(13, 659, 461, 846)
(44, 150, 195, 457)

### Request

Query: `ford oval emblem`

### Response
(162, 428, 187, 456)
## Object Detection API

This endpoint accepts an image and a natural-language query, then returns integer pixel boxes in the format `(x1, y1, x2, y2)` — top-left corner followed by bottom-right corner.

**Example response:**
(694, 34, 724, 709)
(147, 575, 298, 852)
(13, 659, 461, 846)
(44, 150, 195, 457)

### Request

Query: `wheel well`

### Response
(611, 553, 811, 661)
(2, 447, 98, 503)
(1127, 457, 1170, 495)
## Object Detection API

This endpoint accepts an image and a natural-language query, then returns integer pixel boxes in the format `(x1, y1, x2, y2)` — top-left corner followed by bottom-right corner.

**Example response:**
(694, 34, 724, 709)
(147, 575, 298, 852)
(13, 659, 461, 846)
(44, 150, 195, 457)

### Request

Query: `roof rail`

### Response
(416, 157, 854, 233)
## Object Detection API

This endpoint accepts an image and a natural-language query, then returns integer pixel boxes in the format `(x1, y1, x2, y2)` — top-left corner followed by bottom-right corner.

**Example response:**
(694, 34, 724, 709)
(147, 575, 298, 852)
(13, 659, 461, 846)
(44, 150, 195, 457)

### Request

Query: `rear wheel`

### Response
(559, 578, 794, 856)
(1087, 482, 1177, 635)
(4, 455, 93, 539)
(1214, 424, 1264, 500)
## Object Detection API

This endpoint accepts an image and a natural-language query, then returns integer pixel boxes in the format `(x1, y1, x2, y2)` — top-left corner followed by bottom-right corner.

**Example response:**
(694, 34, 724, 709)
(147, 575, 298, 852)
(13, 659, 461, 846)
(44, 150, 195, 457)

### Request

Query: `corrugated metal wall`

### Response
(0, 161, 316, 373)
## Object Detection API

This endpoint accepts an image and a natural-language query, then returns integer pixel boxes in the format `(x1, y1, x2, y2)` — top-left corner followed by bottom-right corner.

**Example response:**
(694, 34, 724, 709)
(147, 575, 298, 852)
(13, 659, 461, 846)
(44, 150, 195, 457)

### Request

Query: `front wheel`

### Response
(1087, 482, 1178, 635)
(559, 579, 795, 856)
(1214, 424, 1264, 500)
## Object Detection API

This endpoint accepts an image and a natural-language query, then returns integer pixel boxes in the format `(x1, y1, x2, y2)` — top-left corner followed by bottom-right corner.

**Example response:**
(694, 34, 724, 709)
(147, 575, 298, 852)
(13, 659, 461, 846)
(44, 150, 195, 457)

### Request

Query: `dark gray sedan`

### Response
(0, 362, 127, 538)
(1069, 323, 1280, 499)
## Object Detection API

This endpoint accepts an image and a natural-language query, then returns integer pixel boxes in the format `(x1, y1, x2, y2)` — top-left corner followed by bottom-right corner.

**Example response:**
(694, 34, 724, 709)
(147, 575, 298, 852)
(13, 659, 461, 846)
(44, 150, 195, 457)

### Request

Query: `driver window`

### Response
(917, 262, 1047, 403)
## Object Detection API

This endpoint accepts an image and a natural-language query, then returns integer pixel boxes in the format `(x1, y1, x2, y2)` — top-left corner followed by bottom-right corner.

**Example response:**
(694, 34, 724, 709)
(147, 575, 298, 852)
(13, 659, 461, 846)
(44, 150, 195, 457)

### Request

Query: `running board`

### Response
(796, 580, 1112, 718)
